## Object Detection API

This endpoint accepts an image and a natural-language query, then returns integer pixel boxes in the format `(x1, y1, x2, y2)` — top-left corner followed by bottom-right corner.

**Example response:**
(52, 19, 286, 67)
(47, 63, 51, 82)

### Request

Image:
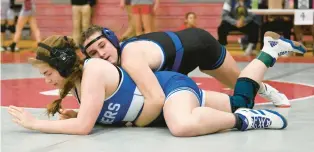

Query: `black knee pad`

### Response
(229, 77, 260, 112)
(8, 25, 15, 33)
(1, 24, 6, 33)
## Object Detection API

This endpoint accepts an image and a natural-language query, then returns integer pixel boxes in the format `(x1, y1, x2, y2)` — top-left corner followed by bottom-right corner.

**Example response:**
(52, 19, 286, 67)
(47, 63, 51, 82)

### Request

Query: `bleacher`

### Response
(35, 0, 236, 40)
(7, 0, 314, 54)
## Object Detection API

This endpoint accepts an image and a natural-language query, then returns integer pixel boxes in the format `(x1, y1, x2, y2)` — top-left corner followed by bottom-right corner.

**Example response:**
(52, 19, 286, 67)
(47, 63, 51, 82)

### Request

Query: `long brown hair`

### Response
(29, 35, 83, 116)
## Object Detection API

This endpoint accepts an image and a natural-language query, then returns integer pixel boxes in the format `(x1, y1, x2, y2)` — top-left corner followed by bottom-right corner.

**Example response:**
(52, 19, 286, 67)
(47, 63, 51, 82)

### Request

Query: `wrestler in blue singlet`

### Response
(74, 59, 205, 126)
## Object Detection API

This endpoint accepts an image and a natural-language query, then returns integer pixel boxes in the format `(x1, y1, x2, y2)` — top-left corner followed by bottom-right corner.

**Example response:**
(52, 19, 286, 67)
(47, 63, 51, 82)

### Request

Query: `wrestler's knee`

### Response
(167, 119, 195, 137)
(229, 77, 260, 112)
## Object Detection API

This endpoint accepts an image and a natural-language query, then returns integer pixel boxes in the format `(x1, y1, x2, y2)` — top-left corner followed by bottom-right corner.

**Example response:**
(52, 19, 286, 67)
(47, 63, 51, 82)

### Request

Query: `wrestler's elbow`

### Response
(75, 126, 92, 135)
(76, 121, 94, 135)
(153, 94, 165, 105)
(77, 129, 91, 135)
(146, 95, 165, 108)
(144, 85, 165, 106)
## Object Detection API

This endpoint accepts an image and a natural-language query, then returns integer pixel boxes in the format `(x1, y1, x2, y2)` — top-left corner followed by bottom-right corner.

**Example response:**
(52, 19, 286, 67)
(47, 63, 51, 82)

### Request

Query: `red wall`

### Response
(35, 0, 223, 39)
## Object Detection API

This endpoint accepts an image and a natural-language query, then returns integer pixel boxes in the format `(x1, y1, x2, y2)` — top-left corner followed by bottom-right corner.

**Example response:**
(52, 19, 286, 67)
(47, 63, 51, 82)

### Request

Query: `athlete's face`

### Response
(83, 32, 119, 65)
(37, 64, 65, 89)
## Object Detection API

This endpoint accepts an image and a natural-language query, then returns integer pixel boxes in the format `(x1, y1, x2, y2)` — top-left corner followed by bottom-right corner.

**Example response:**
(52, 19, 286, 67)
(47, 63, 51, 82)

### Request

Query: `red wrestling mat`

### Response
(2, 50, 314, 64)
(1, 77, 314, 108)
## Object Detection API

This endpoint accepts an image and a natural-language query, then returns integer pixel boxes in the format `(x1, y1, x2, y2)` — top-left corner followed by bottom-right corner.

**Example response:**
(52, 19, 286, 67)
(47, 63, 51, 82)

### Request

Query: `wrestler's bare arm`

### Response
(30, 59, 110, 134)
(121, 43, 165, 126)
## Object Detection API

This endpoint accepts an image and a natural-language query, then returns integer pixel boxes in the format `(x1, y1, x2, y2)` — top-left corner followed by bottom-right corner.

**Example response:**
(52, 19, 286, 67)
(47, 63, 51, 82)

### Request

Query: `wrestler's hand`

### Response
(59, 109, 78, 120)
(236, 19, 244, 28)
(8, 106, 36, 130)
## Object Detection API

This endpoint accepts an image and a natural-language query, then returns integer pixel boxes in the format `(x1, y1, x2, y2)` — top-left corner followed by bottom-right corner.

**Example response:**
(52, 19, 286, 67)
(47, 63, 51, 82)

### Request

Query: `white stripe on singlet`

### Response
(123, 87, 144, 122)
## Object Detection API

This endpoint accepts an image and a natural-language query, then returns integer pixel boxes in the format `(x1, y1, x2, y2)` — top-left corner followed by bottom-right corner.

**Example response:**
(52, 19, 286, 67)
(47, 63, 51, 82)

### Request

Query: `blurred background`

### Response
(1, 0, 313, 58)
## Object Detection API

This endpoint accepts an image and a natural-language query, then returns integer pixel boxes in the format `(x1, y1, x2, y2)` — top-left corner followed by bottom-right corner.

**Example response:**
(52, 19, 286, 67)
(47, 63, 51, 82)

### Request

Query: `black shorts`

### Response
(175, 28, 227, 74)
(120, 28, 226, 75)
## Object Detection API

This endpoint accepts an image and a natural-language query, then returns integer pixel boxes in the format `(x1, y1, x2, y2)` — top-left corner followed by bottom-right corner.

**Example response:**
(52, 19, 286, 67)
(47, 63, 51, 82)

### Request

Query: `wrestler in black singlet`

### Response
(120, 28, 226, 75)
(120, 28, 227, 126)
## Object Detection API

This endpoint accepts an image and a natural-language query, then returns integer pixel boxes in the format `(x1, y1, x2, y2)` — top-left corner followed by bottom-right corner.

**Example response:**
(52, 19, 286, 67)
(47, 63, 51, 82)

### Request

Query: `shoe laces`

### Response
(250, 115, 272, 129)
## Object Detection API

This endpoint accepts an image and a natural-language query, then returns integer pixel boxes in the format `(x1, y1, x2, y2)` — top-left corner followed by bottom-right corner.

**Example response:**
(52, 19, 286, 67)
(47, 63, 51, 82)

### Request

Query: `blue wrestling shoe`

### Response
(235, 108, 288, 131)
(262, 31, 307, 59)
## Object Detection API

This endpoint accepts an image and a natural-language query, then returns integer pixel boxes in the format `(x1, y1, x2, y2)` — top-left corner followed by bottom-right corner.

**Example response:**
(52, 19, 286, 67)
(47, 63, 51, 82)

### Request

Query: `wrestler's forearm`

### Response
(121, 46, 165, 126)
(126, 67, 165, 126)
(124, 65, 165, 104)
(32, 118, 90, 135)
(121, 50, 165, 104)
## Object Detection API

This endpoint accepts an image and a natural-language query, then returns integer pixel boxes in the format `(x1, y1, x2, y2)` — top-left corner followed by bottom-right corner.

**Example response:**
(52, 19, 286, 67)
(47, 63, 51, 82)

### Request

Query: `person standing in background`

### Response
(89, 0, 97, 23)
(71, 0, 94, 47)
(151, 0, 159, 32)
(120, 0, 136, 41)
(9, 0, 41, 52)
(131, 0, 159, 36)
(1, 0, 16, 51)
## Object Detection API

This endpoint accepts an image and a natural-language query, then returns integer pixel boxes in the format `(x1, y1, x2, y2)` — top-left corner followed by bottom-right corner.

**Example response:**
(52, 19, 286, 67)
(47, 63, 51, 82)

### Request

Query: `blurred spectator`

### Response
(259, 0, 293, 50)
(120, 0, 136, 41)
(218, 0, 259, 56)
(9, 0, 41, 52)
(151, 0, 158, 32)
(177, 12, 197, 31)
(294, 25, 314, 53)
(131, 0, 159, 36)
(89, 0, 97, 22)
(71, 0, 93, 47)
(238, 0, 264, 51)
(1, 0, 16, 51)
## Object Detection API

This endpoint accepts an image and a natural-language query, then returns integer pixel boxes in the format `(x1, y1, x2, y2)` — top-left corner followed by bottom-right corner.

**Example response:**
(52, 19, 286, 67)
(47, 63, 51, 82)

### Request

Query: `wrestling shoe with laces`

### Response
(235, 108, 288, 131)
(259, 83, 290, 108)
(261, 31, 307, 59)
(256, 32, 307, 108)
